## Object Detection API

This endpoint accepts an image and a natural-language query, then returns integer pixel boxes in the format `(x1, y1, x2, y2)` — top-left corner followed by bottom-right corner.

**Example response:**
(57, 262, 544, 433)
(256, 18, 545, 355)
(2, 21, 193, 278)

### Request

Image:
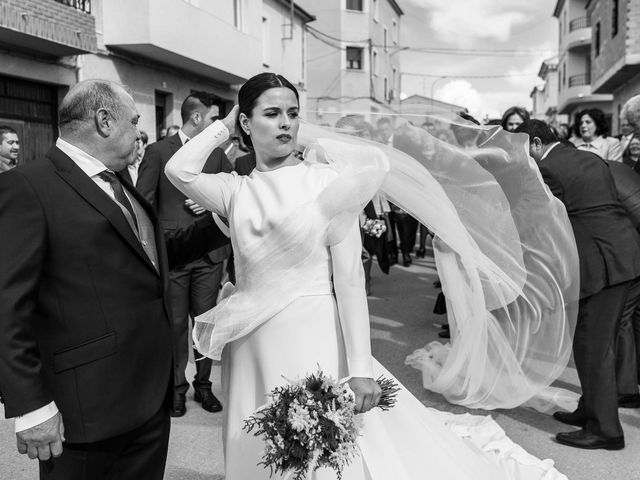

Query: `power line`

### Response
(401, 72, 539, 79)
(306, 25, 559, 57)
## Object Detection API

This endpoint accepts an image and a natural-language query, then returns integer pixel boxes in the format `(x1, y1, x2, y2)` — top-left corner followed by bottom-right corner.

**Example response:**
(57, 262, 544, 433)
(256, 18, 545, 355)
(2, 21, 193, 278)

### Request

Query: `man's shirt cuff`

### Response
(15, 402, 58, 433)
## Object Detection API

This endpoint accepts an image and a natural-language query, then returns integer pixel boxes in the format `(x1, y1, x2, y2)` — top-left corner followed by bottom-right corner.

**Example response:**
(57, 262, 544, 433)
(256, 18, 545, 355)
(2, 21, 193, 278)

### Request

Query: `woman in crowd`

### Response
(166, 72, 573, 479)
(500, 106, 530, 132)
(572, 108, 622, 162)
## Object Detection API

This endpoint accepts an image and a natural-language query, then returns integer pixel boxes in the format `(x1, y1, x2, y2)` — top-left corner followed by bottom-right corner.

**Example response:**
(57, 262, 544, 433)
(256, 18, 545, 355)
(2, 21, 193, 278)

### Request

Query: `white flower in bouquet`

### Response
(362, 218, 387, 238)
(243, 368, 399, 480)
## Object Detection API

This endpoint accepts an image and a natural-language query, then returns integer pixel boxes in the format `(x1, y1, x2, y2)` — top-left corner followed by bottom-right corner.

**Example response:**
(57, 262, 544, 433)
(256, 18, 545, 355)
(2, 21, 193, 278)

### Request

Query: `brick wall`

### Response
(626, 0, 640, 56)
(0, 0, 96, 52)
(612, 70, 640, 132)
(589, 0, 628, 84)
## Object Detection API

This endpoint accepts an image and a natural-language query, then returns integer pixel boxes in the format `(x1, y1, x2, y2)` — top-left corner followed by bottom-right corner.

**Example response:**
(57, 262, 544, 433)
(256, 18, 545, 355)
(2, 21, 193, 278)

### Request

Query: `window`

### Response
(372, 50, 378, 75)
(383, 26, 388, 52)
(373, 0, 379, 21)
(612, 0, 619, 37)
(392, 19, 398, 44)
(262, 16, 270, 67)
(559, 18, 562, 43)
(346, 47, 363, 70)
(384, 76, 388, 101)
(595, 22, 601, 56)
(234, 0, 242, 29)
(346, 0, 363, 11)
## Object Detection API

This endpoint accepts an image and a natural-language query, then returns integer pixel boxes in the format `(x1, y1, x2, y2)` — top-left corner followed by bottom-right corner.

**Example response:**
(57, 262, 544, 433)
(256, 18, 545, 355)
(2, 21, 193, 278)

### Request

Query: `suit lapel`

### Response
(48, 148, 158, 274)
(167, 134, 182, 157)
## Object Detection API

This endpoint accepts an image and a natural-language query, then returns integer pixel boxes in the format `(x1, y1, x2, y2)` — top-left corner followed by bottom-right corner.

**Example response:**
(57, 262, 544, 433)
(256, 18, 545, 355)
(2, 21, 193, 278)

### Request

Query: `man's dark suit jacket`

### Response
(608, 161, 640, 230)
(234, 151, 256, 176)
(0, 147, 229, 443)
(539, 143, 640, 298)
(137, 133, 232, 263)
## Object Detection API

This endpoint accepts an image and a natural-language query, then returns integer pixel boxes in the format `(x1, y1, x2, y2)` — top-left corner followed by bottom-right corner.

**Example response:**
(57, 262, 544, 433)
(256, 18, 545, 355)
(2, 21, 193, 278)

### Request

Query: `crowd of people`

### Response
(1, 73, 640, 479)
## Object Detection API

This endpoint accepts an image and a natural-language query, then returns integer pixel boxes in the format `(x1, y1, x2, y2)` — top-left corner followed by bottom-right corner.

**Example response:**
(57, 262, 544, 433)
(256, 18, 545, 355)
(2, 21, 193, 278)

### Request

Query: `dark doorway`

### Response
(0, 76, 58, 165)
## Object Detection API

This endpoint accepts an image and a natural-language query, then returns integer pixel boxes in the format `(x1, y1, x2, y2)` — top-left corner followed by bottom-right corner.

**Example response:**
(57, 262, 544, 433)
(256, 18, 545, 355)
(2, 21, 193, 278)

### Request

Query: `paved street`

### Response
(2, 246, 639, 479)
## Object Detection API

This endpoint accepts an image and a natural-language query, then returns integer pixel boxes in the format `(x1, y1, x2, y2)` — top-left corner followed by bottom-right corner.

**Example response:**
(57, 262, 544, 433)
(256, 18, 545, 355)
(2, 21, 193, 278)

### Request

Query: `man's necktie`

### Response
(98, 171, 138, 230)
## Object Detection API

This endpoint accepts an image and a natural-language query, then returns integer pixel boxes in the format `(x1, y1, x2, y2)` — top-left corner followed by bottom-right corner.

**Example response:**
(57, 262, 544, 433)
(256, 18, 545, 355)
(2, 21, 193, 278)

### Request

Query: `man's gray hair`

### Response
(621, 95, 640, 132)
(58, 79, 127, 134)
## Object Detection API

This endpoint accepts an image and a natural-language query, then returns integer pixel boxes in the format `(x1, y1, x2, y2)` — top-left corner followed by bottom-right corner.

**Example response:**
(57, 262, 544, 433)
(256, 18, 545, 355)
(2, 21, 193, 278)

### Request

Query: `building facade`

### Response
(530, 57, 568, 126)
(554, 0, 613, 126)
(0, 0, 312, 165)
(298, 0, 403, 126)
(588, 0, 640, 134)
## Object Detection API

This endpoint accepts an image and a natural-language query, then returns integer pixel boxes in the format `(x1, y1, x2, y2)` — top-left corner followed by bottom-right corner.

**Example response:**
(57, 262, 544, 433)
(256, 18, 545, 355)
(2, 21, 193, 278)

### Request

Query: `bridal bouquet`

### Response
(362, 218, 387, 238)
(243, 368, 399, 480)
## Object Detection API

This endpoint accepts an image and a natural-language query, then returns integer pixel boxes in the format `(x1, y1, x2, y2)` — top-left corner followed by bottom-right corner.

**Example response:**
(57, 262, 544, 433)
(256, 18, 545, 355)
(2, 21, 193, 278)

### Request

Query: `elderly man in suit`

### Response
(0, 80, 229, 479)
(517, 119, 640, 450)
(136, 92, 232, 417)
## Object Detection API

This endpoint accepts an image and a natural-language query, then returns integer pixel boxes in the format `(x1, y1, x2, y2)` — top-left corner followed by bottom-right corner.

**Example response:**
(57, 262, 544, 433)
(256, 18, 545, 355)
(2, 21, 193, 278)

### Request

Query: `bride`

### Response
(165, 72, 575, 479)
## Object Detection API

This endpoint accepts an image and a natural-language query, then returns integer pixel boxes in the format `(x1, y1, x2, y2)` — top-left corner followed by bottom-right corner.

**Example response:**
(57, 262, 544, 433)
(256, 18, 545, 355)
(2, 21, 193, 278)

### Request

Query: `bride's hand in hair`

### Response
(221, 105, 240, 136)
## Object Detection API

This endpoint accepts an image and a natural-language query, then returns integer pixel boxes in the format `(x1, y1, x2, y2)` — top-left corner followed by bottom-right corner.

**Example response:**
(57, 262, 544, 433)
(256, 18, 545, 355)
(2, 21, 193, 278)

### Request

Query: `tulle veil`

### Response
(298, 108, 579, 411)
(194, 107, 579, 411)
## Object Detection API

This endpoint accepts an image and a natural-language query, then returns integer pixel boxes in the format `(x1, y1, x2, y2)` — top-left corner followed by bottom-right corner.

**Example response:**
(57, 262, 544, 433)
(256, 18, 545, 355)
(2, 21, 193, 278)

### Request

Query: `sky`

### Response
(399, 0, 558, 121)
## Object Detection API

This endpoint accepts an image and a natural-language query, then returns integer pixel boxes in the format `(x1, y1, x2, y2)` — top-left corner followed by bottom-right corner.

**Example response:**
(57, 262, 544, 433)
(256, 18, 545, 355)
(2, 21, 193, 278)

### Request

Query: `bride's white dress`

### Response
(165, 121, 567, 480)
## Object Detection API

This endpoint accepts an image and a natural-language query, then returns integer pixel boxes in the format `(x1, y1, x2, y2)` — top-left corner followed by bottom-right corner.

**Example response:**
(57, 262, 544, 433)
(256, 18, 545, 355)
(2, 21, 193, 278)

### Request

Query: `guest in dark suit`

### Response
(0, 80, 229, 479)
(607, 161, 640, 408)
(517, 120, 640, 451)
(234, 150, 256, 176)
(618, 114, 636, 167)
(120, 130, 147, 187)
(136, 92, 232, 417)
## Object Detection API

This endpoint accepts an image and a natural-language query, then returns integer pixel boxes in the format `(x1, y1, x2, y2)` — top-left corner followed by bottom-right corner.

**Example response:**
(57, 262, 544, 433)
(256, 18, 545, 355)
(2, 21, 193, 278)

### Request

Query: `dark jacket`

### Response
(0, 147, 229, 443)
(234, 151, 256, 176)
(539, 143, 640, 298)
(137, 133, 233, 263)
(607, 161, 640, 230)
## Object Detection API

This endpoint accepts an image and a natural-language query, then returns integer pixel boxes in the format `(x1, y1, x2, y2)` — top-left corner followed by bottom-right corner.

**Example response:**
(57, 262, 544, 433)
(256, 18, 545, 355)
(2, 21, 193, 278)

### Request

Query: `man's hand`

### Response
(348, 377, 382, 414)
(184, 199, 206, 215)
(16, 413, 65, 461)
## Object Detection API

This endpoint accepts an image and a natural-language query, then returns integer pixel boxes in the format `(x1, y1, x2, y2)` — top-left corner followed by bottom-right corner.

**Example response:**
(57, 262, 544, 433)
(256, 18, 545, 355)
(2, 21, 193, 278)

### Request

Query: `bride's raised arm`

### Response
(165, 107, 240, 218)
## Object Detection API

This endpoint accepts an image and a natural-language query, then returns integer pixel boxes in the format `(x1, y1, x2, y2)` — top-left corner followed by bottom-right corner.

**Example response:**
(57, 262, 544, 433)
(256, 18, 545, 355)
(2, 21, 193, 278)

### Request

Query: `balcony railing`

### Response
(54, 0, 91, 14)
(569, 73, 591, 87)
(569, 16, 591, 31)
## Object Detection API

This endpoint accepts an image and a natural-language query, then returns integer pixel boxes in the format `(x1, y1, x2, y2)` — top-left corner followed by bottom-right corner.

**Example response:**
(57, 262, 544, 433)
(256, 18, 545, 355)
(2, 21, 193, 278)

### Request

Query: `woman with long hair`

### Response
(165, 72, 575, 479)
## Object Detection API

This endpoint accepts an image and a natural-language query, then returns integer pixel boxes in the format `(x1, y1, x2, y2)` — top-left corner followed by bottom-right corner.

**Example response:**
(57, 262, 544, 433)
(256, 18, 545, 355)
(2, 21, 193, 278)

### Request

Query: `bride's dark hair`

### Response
(237, 73, 299, 148)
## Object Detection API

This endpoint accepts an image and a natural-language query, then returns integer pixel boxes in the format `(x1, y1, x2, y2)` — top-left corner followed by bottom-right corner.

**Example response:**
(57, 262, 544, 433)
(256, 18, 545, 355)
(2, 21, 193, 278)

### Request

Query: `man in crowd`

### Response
(619, 114, 636, 167)
(120, 130, 147, 186)
(137, 92, 232, 417)
(0, 125, 20, 172)
(0, 79, 229, 479)
(517, 119, 640, 450)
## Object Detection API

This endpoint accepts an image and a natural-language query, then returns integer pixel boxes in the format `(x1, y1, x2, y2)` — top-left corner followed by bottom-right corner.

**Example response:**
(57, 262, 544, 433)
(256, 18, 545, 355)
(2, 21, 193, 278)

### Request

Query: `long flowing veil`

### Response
(297, 109, 579, 410)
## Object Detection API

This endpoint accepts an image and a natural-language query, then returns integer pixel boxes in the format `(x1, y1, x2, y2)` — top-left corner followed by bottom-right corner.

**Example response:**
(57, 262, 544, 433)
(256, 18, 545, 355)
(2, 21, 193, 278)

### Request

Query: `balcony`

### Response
(557, 75, 612, 114)
(569, 16, 591, 31)
(569, 73, 590, 87)
(102, 0, 261, 85)
(0, 0, 96, 57)
(566, 16, 591, 51)
(54, 0, 91, 14)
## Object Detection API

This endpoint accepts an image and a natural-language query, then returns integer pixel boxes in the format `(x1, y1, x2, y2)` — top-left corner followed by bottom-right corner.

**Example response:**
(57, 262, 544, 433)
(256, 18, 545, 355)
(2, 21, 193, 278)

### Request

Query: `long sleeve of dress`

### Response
(165, 120, 237, 218)
(331, 219, 374, 379)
